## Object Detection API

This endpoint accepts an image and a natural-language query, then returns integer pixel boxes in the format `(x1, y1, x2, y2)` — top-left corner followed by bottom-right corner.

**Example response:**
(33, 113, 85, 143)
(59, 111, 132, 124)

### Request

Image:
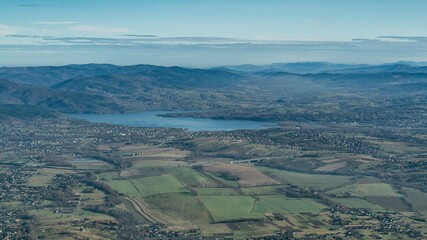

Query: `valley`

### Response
(0, 63, 426, 239)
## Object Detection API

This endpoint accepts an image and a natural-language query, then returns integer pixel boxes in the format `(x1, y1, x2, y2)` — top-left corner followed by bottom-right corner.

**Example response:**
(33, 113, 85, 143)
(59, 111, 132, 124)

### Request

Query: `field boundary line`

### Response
(195, 195, 215, 223)
(249, 197, 258, 213)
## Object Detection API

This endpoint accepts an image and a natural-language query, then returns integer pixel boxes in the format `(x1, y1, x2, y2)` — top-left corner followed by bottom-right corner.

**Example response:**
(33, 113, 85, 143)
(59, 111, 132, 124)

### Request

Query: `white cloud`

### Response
(69, 25, 131, 34)
(0, 23, 17, 36)
(32, 21, 80, 25)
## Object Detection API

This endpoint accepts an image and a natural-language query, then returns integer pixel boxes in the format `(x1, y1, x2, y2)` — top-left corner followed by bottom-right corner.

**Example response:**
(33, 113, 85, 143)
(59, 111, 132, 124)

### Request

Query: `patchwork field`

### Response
(27, 168, 72, 187)
(332, 198, 384, 210)
(117, 144, 190, 167)
(31, 209, 114, 239)
(252, 196, 326, 214)
(402, 188, 427, 214)
(131, 160, 189, 168)
(93, 142, 424, 239)
(69, 158, 113, 170)
(121, 166, 219, 187)
(31, 209, 114, 224)
(328, 183, 402, 197)
(271, 212, 331, 233)
(132, 174, 189, 196)
(368, 139, 427, 154)
(201, 196, 264, 222)
(73, 186, 107, 205)
(194, 188, 239, 196)
(240, 185, 283, 195)
(226, 222, 280, 239)
(258, 167, 353, 190)
(199, 223, 233, 237)
(108, 179, 140, 196)
(204, 171, 240, 187)
(365, 196, 411, 212)
(144, 193, 211, 225)
(98, 171, 121, 181)
(169, 167, 219, 187)
(312, 154, 379, 173)
(108, 174, 189, 197)
(204, 164, 281, 187)
(314, 162, 347, 172)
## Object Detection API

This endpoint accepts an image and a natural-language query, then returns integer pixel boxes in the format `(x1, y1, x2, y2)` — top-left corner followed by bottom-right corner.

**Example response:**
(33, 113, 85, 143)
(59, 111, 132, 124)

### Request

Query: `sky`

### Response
(1, 0, 427, 67)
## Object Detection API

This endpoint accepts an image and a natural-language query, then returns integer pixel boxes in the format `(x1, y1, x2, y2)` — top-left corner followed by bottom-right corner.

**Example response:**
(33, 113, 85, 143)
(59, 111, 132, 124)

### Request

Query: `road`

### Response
(124, 197, 166, 225)
(190, 156, 286, 166)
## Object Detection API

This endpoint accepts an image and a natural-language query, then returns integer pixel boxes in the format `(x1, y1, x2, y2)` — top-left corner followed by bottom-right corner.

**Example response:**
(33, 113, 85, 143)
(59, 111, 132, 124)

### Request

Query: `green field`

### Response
(332, 198, 384, 210)
(144, 192, 211, 224)
(199, 223, 233, 237)
(258, 167, 353, 190)
(252, 196, 326, 213)
(328, 183, 401, 197)
(204, 171, 240, 187)
(169, 167, 219, 187)
(27, 168, 71, 187)
(402, 188, 427, 213)
(108, 174, 189, 196)
(70, 158, 113, 170)
(195, 188, 239, 196)
(108, 179, 140, 196)
(240, 185, 282, 195)
(366, 196, 410, 212)
(131, 160, 189, 168)
(228, 222, 280, 239)
(27, 173, 55, 187)
(30, 208, 115, 239)
(98, 171, 121, 181)
(31, 209, 114, 224)
(121, 166, 219, 187)
(132, 174, 189, 196)
(201, 196, 264, 222)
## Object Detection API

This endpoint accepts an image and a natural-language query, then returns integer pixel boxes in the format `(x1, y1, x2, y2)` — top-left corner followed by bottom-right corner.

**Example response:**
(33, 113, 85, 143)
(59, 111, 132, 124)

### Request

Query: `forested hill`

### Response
(1, 63, 427, 114)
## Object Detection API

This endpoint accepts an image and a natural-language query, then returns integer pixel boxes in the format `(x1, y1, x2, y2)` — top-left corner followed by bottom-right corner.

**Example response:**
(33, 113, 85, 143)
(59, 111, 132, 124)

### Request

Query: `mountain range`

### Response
(220, 61, 427, 74)
(1, 62, 427, 115)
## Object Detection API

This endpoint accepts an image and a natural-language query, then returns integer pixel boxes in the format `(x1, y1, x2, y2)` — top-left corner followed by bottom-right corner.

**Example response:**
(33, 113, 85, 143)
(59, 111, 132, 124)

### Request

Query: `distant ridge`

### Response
(1, 63, 426, 114)
(218, 62, 427, 74)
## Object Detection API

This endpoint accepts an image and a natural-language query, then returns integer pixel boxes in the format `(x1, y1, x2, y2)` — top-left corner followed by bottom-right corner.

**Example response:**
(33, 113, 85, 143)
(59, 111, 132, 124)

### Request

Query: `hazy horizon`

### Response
(2, 60, 427, 69)
(1, 0, 427, 66)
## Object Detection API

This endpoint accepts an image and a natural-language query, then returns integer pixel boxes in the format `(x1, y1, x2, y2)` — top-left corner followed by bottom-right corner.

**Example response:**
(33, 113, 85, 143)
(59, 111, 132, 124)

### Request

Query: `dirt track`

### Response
(124, 197, 166, 225)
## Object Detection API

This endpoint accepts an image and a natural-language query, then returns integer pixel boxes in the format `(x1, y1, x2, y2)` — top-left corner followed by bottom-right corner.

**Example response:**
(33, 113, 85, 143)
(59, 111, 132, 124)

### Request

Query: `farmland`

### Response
(331, 198, 384, 210)
(132, 175, 189, 196)
(240, 185, 283, 195)
(194, 188, 239, 196)
(109, 179, 140, 196)
(252, 196, 326, 214)
(402, 188, 427, 214)
(204, 164, 281, 187)
(328, 183, 402, 197)
(201, 196, 264, 222)
(258, 167, 354, 190)
(144, 193, 211, 225)
(82, 141, 424, 238)
(2, 92, 427, 239)
(107, 174, 189, 197)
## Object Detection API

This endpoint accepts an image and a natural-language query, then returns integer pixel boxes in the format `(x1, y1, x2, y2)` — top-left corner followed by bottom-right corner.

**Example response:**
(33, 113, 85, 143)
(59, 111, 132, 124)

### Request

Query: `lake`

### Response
(68, 111, 277, 131)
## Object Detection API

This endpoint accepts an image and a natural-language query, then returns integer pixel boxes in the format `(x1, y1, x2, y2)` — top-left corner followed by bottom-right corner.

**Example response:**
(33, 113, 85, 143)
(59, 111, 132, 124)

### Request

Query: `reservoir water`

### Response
(69, 111, 276, 131)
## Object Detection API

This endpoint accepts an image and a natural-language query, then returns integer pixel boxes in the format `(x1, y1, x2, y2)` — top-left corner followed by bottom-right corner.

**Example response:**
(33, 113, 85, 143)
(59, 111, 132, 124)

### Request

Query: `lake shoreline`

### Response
(68, 111, 277, 132)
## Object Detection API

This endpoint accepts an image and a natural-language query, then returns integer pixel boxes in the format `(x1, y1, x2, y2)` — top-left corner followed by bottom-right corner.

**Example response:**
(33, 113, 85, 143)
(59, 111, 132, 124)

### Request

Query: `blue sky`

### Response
(1, 0, 427, 66)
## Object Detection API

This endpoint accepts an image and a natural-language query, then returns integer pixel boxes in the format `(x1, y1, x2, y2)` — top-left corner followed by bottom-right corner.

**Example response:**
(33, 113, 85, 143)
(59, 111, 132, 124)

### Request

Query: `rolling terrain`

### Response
(0, 62, 426, 239)
(1, 62, 427, 116)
